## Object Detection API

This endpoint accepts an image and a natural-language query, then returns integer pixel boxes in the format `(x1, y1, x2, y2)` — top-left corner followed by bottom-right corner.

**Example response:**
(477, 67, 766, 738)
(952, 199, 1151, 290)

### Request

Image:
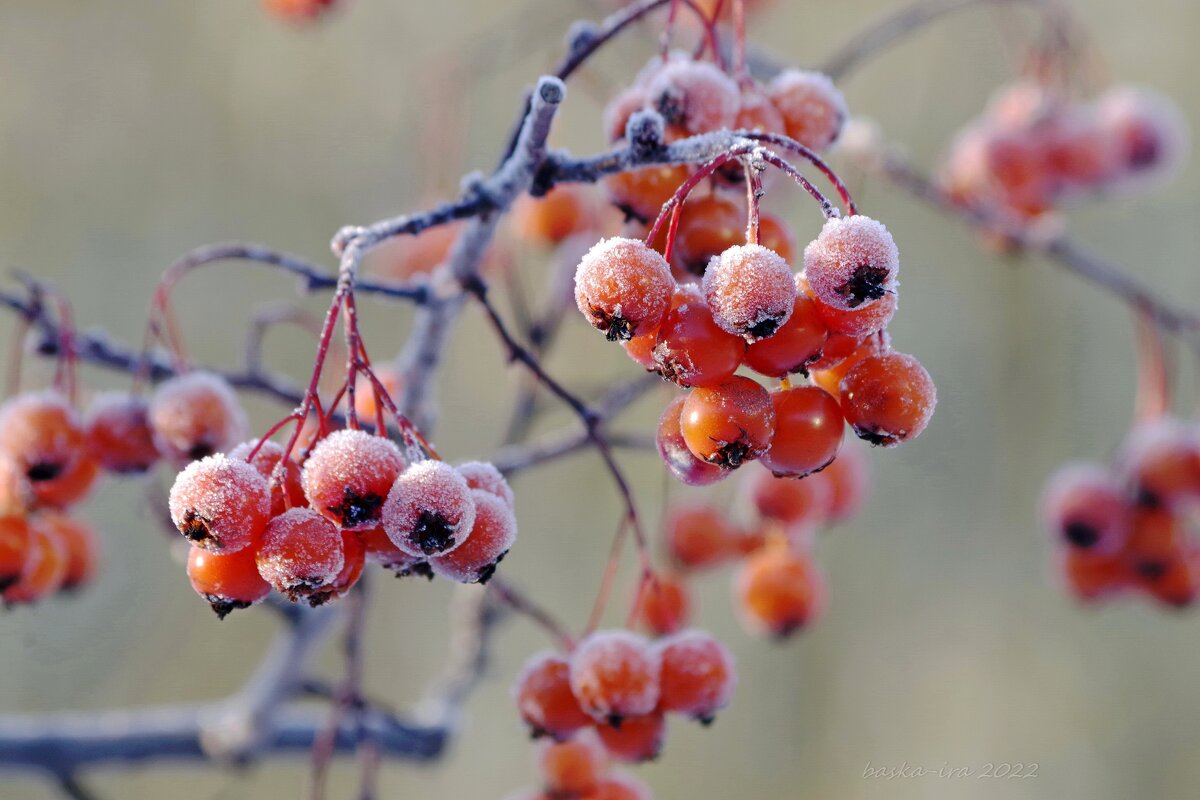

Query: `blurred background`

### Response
(2, 0, 1199, 798)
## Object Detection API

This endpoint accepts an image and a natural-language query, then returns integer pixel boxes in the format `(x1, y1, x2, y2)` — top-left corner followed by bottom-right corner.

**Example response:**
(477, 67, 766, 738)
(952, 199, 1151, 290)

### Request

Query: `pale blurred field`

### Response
(2, 1, 1200, 798)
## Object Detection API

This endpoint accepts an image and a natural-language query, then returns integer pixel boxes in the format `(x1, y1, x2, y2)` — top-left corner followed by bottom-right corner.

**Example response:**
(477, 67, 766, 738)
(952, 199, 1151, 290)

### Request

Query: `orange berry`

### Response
(352, 367, 403, 425)
(840, 351, 937, 446)
(803, 215, 899, 311)
(758, 214, 797, 266)
(3, 518, 67, 605)
(594, 712, 666, 763)
(187, 545, 271, 619)
(31, 454, 99, 510)
(656, 395, 729, 487)
(633, 573, 692, 636)
(1117, 418, 1200, 508)
(760, 386, 844, 478)
(513, 186, 594, 247)
(604, 86, 649, 144)
(0, 456, 33, 517)
(604, 165, 692, 223)
(809, 332, 887, 398)
(515, 651, 594, 741)
(537, 731, 608, 796)
(1123, 508, 1184, 581)
(302, 429, 404, 531)
(767, 69, 847, 152)
(569, 630, 661, 724)
(805, 331, 863, 373)
(360, 526, 431, 579)
(672, 194, 744, 278)
(645, 58, 739, 136)
(0, 516, 32, 592)
(84, 392, 159, 474)
(664, 504, 738, 570)
(1137, 548, 1200, 609)
(230, 439, 307, 516)
(256, 507, 345, 602)
(744, 290, 829, 378)
(428, 490, 517, 584)
(680, 377, 775, 469)
(1059, 547, 1128, 604)
(818, 442, 871, 522)
(318, 530, 367, 602)
(735, 85, 785, 135)
(36, 511, 98, 592)
(735, 544, 825, 637)
(383, 460, 477, 557)
(1040, 462, 1129, 552)
(149, 372, 247, 464)
(0, 391, 88, 508)
(814, 286, 897, 338)
(652, 296, 745, 388)
(656, 629, 736, 722)
(575, 237, 674, 341)
(168, 454, 271, 553)
(703, 244, 797, 342)
(745, 464, 832, 527)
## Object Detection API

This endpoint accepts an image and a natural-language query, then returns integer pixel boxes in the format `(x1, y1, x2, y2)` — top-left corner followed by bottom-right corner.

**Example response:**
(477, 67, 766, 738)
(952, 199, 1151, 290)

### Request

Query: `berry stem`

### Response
(1133, 307, 1170, 422)
(744, 160, 763, 245)
(738, 131, 857, 215)
(490, 576, 576, 651)
(732, 0, 751, 87)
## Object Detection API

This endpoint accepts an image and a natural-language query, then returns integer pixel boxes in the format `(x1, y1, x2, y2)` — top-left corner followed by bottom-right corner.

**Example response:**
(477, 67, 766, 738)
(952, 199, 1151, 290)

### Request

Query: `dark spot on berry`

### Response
(181, 511, 217, 546)
(705, 429, 759, 469)
(698, 714, 715, 726)
(852, 425, 900, 447)
(1135, 560, 1168, 581)
(410, 510, 458, 555)
(329, 487, 384, 528)
(589, 304, 635, 342)
(606, 714, 624, 729)
(653, 89, 686, 127)
(1135, 486, 1163, 508)
(834, 264, 890, 308)
(188, 442, 216, 461)
(0, 573, 19, 593)
(476, 549, 508, 585)
(1063, 521, 1100, 548)
(202, 594, 252, 620)
(26, 462, 63, 482)
(1128, 132, 1161, 170)
(744, 316, 781, 341)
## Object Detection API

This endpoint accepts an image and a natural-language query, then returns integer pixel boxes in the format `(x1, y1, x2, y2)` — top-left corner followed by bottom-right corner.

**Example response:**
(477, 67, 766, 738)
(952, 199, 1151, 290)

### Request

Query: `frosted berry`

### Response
(256, 507, 345, 601)
(744, 288, 829, 378)
(360, 526, 432, 579)
(840, 351, 937, 446)
(656, 629, 736, 722)
(84, 392, 159, 474)
(168, 454, 271, 553)
(149, 372, 247, 464)
(803, 215, 899, 311)
(0, 391, 88, 507)
(1096, 86, 1188, 184)
(515, 651, 594, 741)
(1117, 418, 1200, 508)
(680, 377, 775, 469)
(594, 712, 666, 763)
(187, 545, 271, 619)
(302, 429, 404, 530)
(383, 460, 477, 557)
(703, 244, 796, 342)
(456, 460, 515, 509)
(569, 630, 661, 724)
(767, 69, 847, 151)
(0, 516, 32, 592)
(575, 237, 674, 341)
(429, 489, 517, 583)
(3, 519, 67, 605)
(645, 58, 740, 135)
(672, 194, 743, 278)
(230, 439, 307, 515)
(1041, 463, 1129, 551)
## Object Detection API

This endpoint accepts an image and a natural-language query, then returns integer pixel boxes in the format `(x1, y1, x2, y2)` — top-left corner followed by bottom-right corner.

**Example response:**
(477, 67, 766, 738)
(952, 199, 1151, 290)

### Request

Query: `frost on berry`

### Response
(645, 58, 739, 135)
(1096, 85, 1189, 186)
(568, 630, 662, 725)
(456, 460, 515, 508)
(703, 244, 796, 341)
(230, 439, 307, 515)
(574, 237, 674, 341)
(1041, 462, 1130, 552)
(0, 391, 85, 490)
(514, 650, 593, 740)
(168, 454, 270, 553)
(429, 489, 517, 584)
(256, 507, 345, 601)
(383, 460, 477, 557)
(803, 215, 899, 311)
(1115, 417, 1200, 508)
(767, 69, 848, 152)
(149, 371, 248, 464)
(656, 629, 736, 722)
(814, 282, 897, 338)
(84, 392, 160, 474)
(302, 429, 404, 530)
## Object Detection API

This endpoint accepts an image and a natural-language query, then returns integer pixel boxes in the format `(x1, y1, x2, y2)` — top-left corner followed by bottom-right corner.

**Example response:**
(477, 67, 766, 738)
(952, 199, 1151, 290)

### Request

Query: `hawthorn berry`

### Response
(1137, 549, 1200, 608)
(767, 69, 847, 152)
(1059, 548, 1128, 604)
(456, 460, 515, 508)
(1116, 418, 1200, 508)
(37, 511, 98, 592)
(1040, 463, 1130, 551)
(84, 392, 159, 474)
(734, 85, 786, 135)
(759, 386, 844, 478)
(186, 545, 271, 619)
(809, 332, 887, 399)
(513, 185, 594, 247)
(656, 395, 729, 487)
(537, 731, 608, 797)
(656, 629, 736, 722)
(664, 504, 739, 570)
(594, 711, 666, 763)
(758, 213, 798, 267)
(604, 165, 692, 223)
(703, 244, 797, 342)
(352, 367, 403, 424)
(735, 544, 825, 637)
(31, 455, 99, 510)
(818, 441, 871, 522)
(3, 519, 67, 606)
(428, 489, 517, 584)
(672, 194, 744, 277)
(680, 376, 775, 469)
(744, 289, 829, 378)
(604, 86, 649, 143)
(256, 507, 345, 602)
(745, 464, 833, 527)
(1123, 508, 1183, 581)
(575, 237, 674, 341)
(383, 460, 477, 557)
(0, 391, 90, 507)
(803, 215, 899, 311)
(230, 439, 307, 515)
(149, 372, 247, 464)
(568, 630, 662, 724)
(302, 429, 404, 530)
(360, 525, 431, 579)
(1096, 85, 1188, 184)
(514, 651, 594, 741)
(839, 351, 936, 446)
(645, 58, 739, 136)
(168, 454, 271, 553)
(651, 295, 746, 388)
(814, 282, 897, 337)
(805, 331, 864, 373)
(633, 573, 692, 636)
(0, 516, 32, 592)
(0, 457, 32, 517)
(315, 530, 367, 604)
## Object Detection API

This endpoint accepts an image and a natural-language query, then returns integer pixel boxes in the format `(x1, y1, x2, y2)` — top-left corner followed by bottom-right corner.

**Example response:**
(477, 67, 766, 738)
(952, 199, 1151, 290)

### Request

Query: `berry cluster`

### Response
(514, 627, 735, 769)
(1044, 416, 1200, 608)
(168, 405, 518, 617)
(941, 80, 1186, 225)
(651, 443, 869, 639)
(506, 730, 652, 800)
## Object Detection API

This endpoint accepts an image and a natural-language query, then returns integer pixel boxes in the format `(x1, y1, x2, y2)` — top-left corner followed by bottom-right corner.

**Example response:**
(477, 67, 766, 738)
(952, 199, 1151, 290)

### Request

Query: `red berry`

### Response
(664, 504, 739, 570)
(428, 489, 517, 583)
(651, 295, 745, 388)
(803, 215, 899, 311)
(575, 237, 674, 341)
(591, 773, 654, 800)
(818, 442, 871, 522)
(735, 544, 825, 637)
(513, 185, 595, 247)
(149, 372, 247, 464)
(656, 395, 729, 487)
(672, 194, 744, 278)
(1117, 418, 1200, 508)
(168, 454, 271, 553)
(759, 213, 798, 266)
(1123, 508, 1183, 582)
(767, 69, 847, 152)
(760, 386, 844, 478)
(745, 464, 832, 527)
(840, 351, 936, 446)
(514, 651, 594, 741)
(1058, 548, 1128, 604)
(383, 460, 477, 557)
(594, 712, 666, 763)
(360, 525, 431, 579)
(0, 516, 32, 593)
(256, 507, 345, 602)
(230, 439, 307, 516)
(263, 0, 337, 20)
(37, 511, 98, 592)
(1041, 462, 1129, 551)
(805, 331, 864, 373)
(734, 85, 786, 135)
(2, 519, 67, 605)
(703, 244, 797, 342)
(187, 545, 271, 619)
(569, 630, 661, 724)
(744, 289, 829, 378)
(302, 429, 404, 531)
(656, 629, 736, 722)
(0, 391, 91, 508)
(809, 330, 888, 398)
(0, 456, 33, 517)
(84, 392, 159, 474)
(456, 460, 515, 508)
(680, 377, 775, 469)
(537, 731, 608, 796)
(633, 573, 692, 636)
(645, 58, 739, 136)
